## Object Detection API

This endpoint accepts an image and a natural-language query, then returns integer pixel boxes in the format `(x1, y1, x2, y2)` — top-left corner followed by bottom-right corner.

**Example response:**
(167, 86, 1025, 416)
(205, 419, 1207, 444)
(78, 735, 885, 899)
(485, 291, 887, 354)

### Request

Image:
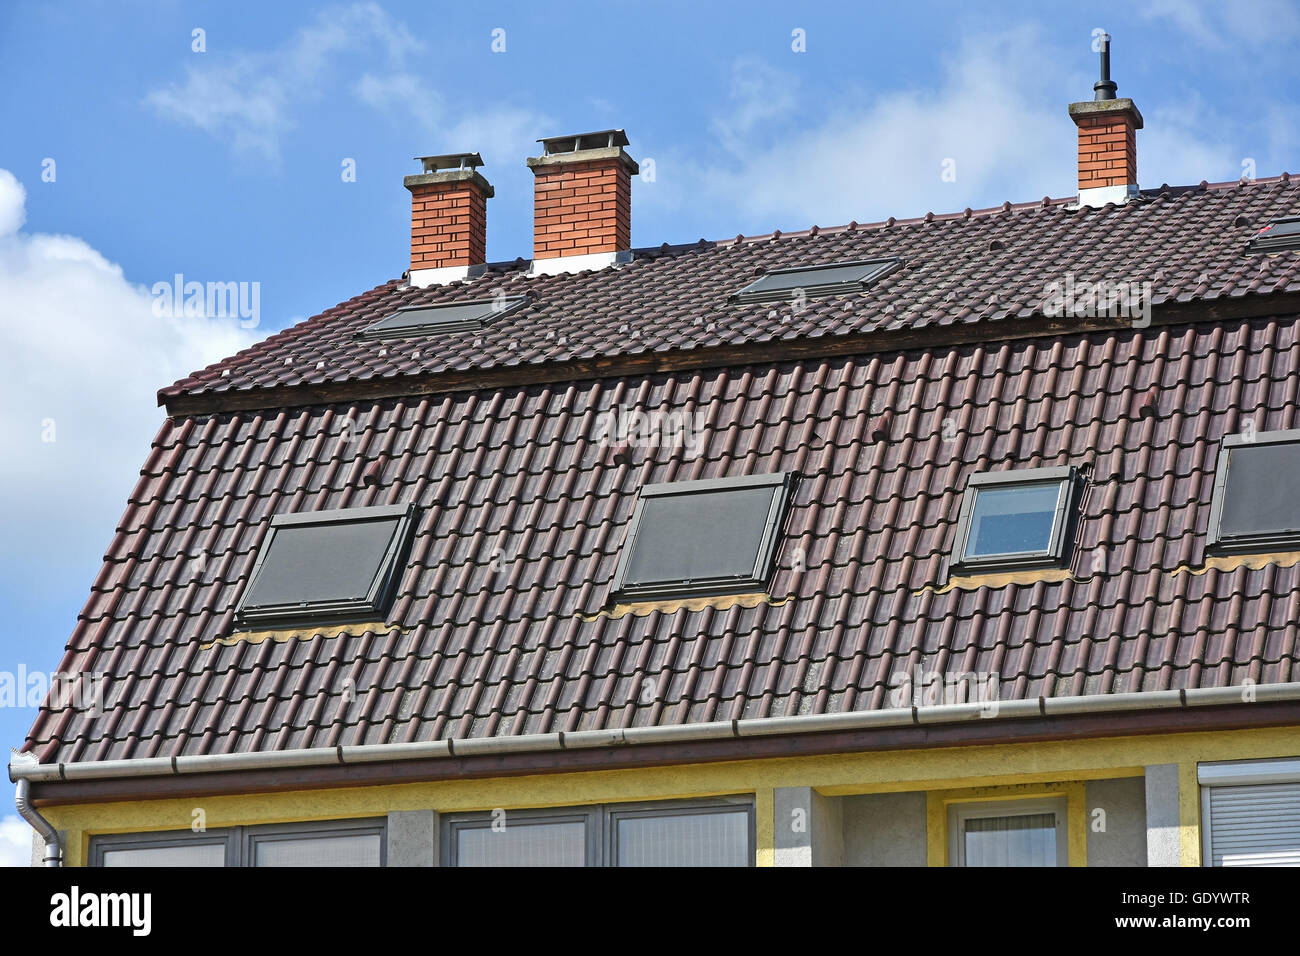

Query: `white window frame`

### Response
(947, 797, 1069, 867)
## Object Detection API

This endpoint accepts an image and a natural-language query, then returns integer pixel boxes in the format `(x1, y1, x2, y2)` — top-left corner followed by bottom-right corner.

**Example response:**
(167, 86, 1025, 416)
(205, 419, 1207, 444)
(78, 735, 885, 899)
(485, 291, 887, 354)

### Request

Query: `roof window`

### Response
(1248, 216, 1300, 253)
(950, 466, 1081, 574)
(611, 473, 796, 600)
(236, 503, 417, 627)
(731, 258, 900, 304)
(1207, 428, 1300, 553)
(358, 296, 526, 341)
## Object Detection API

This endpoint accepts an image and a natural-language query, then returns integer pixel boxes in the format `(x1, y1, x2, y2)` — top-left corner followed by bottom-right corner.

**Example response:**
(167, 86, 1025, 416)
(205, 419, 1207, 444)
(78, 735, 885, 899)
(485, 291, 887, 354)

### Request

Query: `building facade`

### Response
(13, 62, 1300, 867)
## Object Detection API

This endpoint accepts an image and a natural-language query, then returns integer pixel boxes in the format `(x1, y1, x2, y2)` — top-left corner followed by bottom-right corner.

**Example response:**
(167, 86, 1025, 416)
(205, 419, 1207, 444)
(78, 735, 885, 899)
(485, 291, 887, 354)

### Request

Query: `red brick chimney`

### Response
(526, 130, 638, 274)
(404, 153, 492, 286)
(1068, 34, 1142, 208)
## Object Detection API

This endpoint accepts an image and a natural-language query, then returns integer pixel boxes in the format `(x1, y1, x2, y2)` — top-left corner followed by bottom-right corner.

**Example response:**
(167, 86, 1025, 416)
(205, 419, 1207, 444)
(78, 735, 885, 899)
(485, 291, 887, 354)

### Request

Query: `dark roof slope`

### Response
(26, 313, 1300, 763)
(160, 176, 1300, 409)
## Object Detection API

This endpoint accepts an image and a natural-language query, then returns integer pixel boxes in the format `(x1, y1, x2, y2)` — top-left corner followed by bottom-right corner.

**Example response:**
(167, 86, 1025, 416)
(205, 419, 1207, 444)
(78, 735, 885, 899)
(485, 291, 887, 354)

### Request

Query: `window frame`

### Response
(90, 818, 387, 867)
(947, 797, 1068, 867)
(90, 829, 238, 867)
(949, 465, 1079, 575)
(442, 806, 601, 867)
(440, 796, 755, 867)
(1199, 757, 1300, 867)
(1205, 428, 1300, 555)
(355, 295, 528, 341)
(1247, 216, 1300, 253)
(605, 798, 756, 868)
(243, 818, 388, 867)
(234, 502, 418, 628)
(609, 472, 796, 602)
(730, 257, 901, 305)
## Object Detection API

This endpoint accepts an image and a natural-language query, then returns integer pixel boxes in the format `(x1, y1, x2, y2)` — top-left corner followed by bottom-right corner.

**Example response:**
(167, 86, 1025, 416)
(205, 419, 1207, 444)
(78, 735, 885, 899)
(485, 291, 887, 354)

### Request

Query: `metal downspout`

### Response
(14, 778, 62, 866)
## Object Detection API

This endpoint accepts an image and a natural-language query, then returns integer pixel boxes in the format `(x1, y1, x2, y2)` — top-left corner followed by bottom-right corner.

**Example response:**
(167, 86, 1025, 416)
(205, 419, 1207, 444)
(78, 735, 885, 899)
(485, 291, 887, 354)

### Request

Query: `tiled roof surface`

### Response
(26, 312, 1300, 763)
(160, 177, 1300, 406)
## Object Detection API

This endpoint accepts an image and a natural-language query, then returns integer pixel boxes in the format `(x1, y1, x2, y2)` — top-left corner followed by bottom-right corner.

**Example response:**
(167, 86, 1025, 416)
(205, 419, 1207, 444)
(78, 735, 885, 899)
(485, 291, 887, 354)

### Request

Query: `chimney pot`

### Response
(1093, 33, 1118, 101)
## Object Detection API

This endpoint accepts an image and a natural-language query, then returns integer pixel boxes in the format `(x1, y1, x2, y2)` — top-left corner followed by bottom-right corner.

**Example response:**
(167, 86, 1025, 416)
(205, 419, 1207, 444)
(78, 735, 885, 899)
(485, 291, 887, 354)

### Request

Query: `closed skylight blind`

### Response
(358, 296, 527, 340)
(732, 258, 900, 304)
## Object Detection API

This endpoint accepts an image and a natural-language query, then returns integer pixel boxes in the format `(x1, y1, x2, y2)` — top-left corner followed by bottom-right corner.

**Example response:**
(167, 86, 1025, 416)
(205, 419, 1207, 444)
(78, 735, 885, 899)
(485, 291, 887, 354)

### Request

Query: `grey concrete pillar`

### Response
(773, 786, 843, 866)
(386, 809, 438, 867)
(1144, 764, 1182, 867)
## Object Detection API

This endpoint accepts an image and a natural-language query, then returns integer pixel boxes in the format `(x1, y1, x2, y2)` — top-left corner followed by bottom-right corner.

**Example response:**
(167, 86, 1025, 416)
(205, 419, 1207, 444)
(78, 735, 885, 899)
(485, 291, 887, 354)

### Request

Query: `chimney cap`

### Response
(415, 152, 485, 174)
(537, 129, 630, 154)
(1068, 97, 1144, 129)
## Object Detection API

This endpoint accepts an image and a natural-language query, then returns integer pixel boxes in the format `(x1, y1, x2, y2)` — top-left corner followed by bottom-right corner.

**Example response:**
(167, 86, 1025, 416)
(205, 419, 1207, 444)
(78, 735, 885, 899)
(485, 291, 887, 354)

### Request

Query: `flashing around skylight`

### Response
(357, 296, 528, 341)
(1247, 217, 1300, 253)
(235, 502, 418, 628)
(950, 466, 1081, 575)
(731, 258, 901, 305)
(610, 472, 797, 601)
(1206, 428, 1300, 554)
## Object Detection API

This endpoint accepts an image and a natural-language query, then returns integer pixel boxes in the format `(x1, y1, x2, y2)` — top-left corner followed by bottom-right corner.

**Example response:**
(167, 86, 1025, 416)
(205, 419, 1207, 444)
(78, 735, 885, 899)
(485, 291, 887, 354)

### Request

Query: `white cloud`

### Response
(709, 58, 800, 155)
(0, 815, 32, 868)
(1140, 0, 1220, 46)
(653, 28, 1075, 229)
(355, 72, 549, 167)
(146, 2, 419, 160)
(1141, 100, 1244, 185)
(0, 169, 256, 600)
(641, 26, 1249, 232)
(1141, 0, 1300, 46)
(0, 172, 24, 235)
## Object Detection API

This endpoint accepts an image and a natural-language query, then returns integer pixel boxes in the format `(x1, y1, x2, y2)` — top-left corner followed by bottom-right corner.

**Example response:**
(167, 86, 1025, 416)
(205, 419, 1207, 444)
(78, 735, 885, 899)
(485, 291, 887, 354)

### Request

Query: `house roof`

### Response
(21, 175, 1300, 769)
(160, 175, 1300, 414)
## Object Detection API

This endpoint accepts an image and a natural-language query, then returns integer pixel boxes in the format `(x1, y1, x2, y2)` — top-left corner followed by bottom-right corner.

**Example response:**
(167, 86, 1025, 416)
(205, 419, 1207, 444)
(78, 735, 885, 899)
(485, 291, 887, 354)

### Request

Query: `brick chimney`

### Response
(526, 130, 638, 275)
(1069, 34, 1143, 208)
(404, 153, 493, 287)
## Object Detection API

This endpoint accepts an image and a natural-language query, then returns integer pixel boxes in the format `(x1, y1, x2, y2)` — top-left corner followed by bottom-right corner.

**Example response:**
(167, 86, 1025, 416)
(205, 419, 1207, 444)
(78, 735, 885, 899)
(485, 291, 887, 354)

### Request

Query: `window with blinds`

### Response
(947, 798, 1069, 867)
(442, 798, 754, 867)
(1206, 429, 1300, 554)
(453, 814, 592, 867)
(1203, 783, 1300, 867)
(91, 819, 386, 867)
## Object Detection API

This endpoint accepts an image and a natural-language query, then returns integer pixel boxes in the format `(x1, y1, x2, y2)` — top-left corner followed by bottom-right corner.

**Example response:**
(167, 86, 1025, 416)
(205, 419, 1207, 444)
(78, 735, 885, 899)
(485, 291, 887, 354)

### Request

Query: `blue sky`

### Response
(1, 0, 1298, 861)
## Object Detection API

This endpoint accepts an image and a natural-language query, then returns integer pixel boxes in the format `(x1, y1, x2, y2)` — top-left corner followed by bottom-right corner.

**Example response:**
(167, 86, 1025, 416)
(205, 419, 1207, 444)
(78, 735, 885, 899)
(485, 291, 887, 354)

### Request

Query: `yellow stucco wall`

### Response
(42, 725, 1300, 866)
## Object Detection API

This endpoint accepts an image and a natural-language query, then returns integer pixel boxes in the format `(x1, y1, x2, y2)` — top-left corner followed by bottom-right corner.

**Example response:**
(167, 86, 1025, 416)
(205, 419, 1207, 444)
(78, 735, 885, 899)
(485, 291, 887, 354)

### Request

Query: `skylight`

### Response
(610, 473, 796, 600)
(1248, 217, 1300, 253)
(1207, 429, 1300, 553)
(950, 466, 1080, 574)
(236, 503, 417, 627)
(357, 296, 527, 341)
(731, 258, 900, 304)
